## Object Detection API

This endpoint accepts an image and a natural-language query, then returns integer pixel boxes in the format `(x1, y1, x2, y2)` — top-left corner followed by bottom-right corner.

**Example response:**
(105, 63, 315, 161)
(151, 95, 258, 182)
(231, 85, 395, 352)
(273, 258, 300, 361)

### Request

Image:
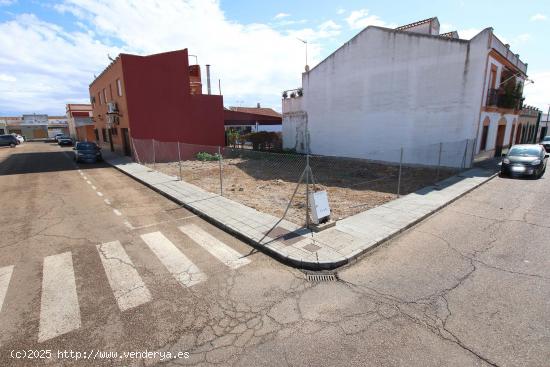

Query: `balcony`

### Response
(486, 88, 523, 111)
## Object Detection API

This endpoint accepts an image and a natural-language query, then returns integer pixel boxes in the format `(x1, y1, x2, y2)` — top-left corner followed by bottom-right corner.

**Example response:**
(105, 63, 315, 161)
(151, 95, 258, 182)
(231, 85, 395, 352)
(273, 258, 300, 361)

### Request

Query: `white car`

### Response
(12, 134, 24, 143)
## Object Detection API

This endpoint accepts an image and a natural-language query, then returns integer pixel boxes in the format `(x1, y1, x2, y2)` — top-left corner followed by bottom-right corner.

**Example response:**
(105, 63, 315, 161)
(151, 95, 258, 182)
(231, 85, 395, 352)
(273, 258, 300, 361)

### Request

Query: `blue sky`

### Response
(0, 0, 549, 115)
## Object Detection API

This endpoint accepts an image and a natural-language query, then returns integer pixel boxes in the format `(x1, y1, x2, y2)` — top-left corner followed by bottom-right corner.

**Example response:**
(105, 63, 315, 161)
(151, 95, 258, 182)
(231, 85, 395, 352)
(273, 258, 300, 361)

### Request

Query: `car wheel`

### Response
(9, 143, 15, 148)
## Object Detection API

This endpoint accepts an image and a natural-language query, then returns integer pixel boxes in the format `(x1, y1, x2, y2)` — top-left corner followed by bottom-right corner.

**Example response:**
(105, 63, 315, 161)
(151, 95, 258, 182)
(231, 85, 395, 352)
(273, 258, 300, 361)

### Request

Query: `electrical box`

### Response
(308, 191, 331, 224)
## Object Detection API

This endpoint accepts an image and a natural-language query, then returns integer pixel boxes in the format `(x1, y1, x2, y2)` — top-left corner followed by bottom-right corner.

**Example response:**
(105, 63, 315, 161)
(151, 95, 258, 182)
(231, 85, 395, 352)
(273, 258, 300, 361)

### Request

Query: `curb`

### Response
(107, 159, 498, 271)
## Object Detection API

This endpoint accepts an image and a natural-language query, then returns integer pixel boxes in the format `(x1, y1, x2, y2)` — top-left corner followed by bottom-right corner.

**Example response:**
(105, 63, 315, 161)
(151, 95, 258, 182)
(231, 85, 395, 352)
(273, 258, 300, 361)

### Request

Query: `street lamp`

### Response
(297, 38, 309, 72)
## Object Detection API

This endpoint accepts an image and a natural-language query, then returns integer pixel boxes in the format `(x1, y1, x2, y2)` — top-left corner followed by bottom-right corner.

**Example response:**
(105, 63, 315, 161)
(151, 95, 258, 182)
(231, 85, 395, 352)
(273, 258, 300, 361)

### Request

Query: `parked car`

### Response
(0, 134, 19, 148)
(12, 134, 24, 144)
(54, 133, 65, 142)
(57, 135, 73, 146)
(541, 136, 550, 152)
(501, 144, 548, 178)
(73, 142, 102, 163)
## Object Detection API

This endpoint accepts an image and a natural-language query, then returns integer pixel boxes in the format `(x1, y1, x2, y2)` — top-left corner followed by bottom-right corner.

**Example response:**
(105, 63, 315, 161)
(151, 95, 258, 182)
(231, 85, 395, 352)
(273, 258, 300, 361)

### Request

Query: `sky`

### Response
(0, 0, 549, 116)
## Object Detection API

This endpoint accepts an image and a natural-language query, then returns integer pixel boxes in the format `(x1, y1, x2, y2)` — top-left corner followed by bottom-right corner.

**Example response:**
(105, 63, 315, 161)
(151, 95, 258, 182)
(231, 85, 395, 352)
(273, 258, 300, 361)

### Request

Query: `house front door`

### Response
(121, 128, 131, 156)
(494, 124, 506, 157)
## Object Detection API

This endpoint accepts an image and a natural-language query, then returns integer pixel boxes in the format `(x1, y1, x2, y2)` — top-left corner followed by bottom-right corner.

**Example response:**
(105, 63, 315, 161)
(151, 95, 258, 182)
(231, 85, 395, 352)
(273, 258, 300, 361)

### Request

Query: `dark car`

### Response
(73, 142, 102, 163)
(57, 135, 73, 146)
(501, 144, 548, 179)
(541, 136, 550, 152)
(0, 134, 19, 148)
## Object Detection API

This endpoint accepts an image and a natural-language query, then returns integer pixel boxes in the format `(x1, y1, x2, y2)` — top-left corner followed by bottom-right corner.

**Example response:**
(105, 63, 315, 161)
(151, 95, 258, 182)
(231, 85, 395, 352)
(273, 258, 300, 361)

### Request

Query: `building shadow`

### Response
(0, 151, 109, 176)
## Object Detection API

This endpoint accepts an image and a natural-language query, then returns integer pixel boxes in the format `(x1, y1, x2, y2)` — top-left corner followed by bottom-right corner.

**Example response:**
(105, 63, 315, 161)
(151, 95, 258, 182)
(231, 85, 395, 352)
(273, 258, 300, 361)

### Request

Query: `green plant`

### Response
(226, 128, 240, 147)
(282, 91, 288, 99)
(196, 151, 221, 161)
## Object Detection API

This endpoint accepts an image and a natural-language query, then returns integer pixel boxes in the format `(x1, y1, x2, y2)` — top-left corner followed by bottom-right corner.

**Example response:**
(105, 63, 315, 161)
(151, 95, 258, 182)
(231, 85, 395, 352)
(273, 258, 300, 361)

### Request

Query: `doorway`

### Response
(107, 129, 114, 152)
(494, 123, 506, 157)
(121, 128, 131, 156)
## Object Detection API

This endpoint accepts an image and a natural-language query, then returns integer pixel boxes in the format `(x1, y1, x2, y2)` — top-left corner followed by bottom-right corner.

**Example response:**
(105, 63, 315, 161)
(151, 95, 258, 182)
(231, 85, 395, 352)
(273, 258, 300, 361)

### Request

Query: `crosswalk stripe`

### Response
(96, 241, 152, 311)
(38, 252, 81, 343)
(140, 232, 207, 287)
(0, 265, 14, 313)
(179, 224, 251, 269)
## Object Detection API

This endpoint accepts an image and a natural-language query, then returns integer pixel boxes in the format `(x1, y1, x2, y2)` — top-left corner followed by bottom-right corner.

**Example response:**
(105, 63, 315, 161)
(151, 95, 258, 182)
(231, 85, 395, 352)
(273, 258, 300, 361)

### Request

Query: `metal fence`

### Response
(131, 137, 475, 227)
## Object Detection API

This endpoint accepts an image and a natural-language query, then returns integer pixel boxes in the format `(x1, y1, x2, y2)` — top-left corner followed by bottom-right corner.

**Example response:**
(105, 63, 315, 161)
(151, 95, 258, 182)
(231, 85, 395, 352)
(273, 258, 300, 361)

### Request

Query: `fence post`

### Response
(436, 142, 442, 182)
(305, 154, 310, 228)
(218, 146, 223, 196)
(397, 147, 403, 197)
(152, 139, 156, 169)
(177, 142, 182, 181)
(461, 139, 468, 170)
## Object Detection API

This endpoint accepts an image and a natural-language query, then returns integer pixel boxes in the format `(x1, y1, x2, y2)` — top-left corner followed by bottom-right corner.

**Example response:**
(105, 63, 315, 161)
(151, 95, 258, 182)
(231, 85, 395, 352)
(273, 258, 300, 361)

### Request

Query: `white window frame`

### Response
(117, 79, 123, 97)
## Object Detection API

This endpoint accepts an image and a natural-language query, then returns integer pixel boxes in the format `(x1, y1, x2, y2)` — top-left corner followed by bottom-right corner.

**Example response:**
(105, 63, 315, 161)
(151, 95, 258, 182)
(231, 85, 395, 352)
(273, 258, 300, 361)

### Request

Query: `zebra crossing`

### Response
(0, 225, 251, 343)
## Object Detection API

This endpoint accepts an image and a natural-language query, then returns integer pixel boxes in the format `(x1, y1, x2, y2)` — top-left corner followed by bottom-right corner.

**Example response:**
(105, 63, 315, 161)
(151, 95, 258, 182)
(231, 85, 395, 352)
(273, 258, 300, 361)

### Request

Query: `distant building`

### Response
(282, 17, 528, 167)
(89, 49, 224, 156)
(538, 112, 549, 141)
(47, 116, 69, 138)
(66, 104, 94, 141)
(224, 104, 282, 134)
(515, 106, 541, 144)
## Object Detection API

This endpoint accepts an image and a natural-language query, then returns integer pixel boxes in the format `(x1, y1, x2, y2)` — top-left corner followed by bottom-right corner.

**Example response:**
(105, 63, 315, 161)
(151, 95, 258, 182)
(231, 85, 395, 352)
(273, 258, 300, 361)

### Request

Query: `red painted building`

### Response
(89, 49, 224, 156)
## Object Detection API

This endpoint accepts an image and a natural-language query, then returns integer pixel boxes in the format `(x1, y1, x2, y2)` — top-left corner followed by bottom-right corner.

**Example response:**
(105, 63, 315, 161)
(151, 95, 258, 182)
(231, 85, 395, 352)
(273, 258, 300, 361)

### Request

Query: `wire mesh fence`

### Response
(131, 137, 475, 227)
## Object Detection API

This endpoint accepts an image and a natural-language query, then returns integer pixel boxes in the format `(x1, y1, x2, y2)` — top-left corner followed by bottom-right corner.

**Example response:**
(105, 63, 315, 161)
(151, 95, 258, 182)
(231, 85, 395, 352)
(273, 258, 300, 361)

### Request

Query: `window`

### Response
(116, 79, 123, 96)
(98, 92, 102, 105)
(109, 84, 113, 101)
(94, 129, 99, 141)
(102, 128, 108, 142)
(102, 89, 106, 104)
(110, 127, 118, 136)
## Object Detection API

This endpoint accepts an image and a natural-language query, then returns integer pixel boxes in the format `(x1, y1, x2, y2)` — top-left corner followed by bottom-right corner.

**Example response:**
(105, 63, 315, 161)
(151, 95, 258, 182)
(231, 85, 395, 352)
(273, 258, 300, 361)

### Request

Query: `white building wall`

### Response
(295, 26, 490, 167)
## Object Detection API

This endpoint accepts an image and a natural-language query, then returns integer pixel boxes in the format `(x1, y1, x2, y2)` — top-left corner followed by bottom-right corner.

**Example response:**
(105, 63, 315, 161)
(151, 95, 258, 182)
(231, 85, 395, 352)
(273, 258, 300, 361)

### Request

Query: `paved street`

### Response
(0, 142, 549, 366)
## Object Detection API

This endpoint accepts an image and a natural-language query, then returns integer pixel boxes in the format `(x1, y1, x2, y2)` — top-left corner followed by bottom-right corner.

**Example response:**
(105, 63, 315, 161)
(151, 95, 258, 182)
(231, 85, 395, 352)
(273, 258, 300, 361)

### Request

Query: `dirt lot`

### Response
(149, 153, 456, 226)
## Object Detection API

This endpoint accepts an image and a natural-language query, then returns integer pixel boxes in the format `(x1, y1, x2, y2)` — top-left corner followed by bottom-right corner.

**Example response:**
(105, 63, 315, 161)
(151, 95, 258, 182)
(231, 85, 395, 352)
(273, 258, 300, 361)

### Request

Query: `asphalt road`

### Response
(0, 142, 548, 367)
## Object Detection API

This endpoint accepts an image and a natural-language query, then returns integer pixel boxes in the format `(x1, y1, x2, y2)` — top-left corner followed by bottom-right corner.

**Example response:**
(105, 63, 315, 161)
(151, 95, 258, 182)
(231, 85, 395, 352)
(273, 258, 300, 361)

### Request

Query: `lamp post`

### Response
(297, 38, 308, 72)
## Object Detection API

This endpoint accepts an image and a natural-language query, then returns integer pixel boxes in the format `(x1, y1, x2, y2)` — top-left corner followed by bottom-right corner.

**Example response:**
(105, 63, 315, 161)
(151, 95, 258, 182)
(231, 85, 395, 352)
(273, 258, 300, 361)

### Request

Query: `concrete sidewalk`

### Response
(104, 153, 498, 270)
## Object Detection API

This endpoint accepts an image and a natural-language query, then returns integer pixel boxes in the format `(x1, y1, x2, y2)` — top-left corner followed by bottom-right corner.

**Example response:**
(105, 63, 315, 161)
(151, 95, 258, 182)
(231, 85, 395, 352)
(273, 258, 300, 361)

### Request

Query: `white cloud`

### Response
(523, 71, 550, 111)
(530, 13, 547, 21)
(345, 9, 387, 30)
(288, 20, 342, 42)
(511, 33, 531, 45)
(0, 0, 16, 6)
(0, 1, 317, 114)
(0, 73, 16, 82)
(336, 8, 345, 15)
(440, 23, 454, 33)
(274, 12, 290, 19)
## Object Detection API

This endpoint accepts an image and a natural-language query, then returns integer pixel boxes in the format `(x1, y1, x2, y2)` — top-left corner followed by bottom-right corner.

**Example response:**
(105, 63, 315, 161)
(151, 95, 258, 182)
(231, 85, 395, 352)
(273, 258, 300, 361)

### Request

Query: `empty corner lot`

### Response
(149, 152, 457, 225)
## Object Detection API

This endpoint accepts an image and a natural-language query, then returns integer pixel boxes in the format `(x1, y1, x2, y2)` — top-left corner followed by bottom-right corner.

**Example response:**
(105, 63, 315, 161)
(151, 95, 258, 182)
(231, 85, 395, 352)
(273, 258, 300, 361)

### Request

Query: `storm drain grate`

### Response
(305, 273, 338, 282)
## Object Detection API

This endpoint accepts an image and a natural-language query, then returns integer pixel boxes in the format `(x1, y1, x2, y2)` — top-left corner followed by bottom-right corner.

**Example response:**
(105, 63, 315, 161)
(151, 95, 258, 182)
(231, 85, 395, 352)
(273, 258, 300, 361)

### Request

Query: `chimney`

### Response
(257, 102, 261, 108)
(206, 64, 211, 95)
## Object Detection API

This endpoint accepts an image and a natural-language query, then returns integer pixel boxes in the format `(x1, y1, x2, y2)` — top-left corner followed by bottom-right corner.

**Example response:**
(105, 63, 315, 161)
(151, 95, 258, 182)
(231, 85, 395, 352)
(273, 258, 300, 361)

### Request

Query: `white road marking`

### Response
(38, 252, 81, 343)
(96, 241, 151, 311)
(86, 181, 92, 185)
(104, 199, 111, 205)
(83, 176, 87, 180)
(0, 265, 14, 313)
(141, 232, 206, 287)
(123, 221, 134, 229)
(113, 209, 122, 216)
(91, 185, 96, 190)
(179, 224, 250, 269)
(97, 191, 103, 197)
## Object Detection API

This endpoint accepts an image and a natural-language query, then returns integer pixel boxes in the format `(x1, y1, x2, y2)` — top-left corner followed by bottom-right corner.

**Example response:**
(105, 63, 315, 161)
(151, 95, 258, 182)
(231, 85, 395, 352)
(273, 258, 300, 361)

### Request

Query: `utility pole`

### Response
(297, 38, 308, 72)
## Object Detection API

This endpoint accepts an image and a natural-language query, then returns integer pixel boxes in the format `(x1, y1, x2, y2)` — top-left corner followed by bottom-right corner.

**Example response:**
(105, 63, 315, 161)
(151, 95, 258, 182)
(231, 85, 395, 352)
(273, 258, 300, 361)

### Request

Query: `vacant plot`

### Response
(148, 153, 456, 226)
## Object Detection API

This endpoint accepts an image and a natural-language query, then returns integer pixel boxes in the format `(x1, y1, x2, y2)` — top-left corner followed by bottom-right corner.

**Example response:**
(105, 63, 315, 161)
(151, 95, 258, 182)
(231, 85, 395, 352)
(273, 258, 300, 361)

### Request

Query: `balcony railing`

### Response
(486, 88, 522, 110)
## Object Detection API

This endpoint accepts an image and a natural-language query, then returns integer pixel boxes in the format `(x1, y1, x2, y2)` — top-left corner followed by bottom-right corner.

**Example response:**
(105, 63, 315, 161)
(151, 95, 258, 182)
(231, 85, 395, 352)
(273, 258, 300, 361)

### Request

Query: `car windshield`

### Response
(76, 143, 97, 150)
(508, 146, 540, 157)
(543, 136, 550, 142)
